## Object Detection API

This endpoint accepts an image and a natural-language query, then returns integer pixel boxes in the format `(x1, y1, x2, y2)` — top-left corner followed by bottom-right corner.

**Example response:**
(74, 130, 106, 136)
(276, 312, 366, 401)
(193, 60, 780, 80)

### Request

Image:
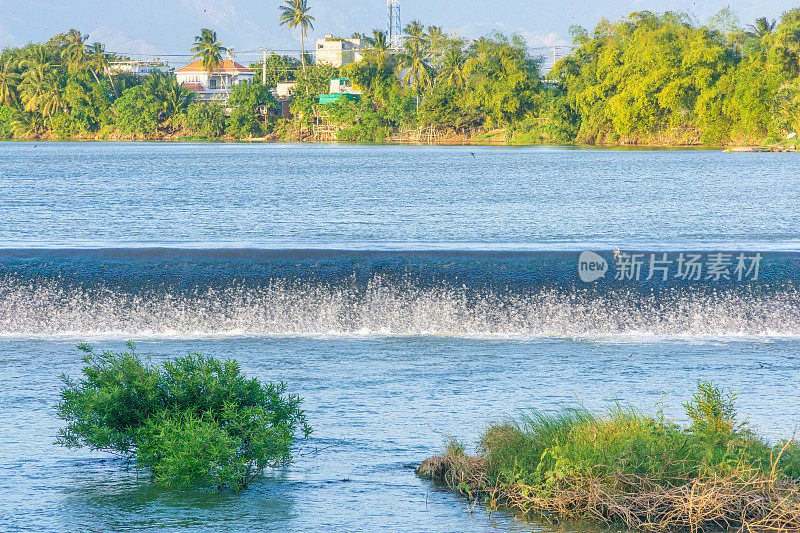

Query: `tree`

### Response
(37, 77, 66, 120)
(226, 82, 276, 137)
(61, 29, 89, 73)
(460, 34, 542, 127)
(19, 57, 63, 121)
(278, 0, 315, 75)
(438, 47, 467, 88)
(343, 53, 398, 99)
(746, 17, 777, 39)
(86, 42, 117, 96)
(63, 73, 113, 132)
(0, 104, 14, 139)
(250, 53, 300, 86)
(114, 84, 162, 135)
(185, 103, 226, 137)
(191, 29, 228, 93)
(56, 343, 311, 490)
(162, 79, 195, 131)
(0, 59, 20, 106)
(769, 9, 800, 77)
(364, 29, 389, 55)
(400, 20, 433, 94)
(425, 26, 448, 69)
(10, 110, 45, 138)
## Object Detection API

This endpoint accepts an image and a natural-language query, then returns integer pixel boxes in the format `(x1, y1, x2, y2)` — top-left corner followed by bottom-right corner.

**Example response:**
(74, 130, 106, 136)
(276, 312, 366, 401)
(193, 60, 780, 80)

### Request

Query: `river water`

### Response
(1, 142, 799, 532)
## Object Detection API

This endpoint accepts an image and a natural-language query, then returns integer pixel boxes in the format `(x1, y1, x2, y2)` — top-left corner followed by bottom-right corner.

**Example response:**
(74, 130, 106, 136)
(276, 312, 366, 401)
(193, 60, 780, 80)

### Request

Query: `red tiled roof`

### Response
(176, 59, 253, 74)
(180, 82, 206, 91)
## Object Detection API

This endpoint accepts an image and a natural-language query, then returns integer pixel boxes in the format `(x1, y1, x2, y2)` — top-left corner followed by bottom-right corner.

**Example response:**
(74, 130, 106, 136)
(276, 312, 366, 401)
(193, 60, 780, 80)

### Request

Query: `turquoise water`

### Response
(1, 142, 799, 532)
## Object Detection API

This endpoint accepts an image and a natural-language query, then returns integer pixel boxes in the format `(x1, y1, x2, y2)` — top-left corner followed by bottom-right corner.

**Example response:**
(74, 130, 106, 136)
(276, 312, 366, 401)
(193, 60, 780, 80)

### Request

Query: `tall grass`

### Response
(419, 382, 800, 531)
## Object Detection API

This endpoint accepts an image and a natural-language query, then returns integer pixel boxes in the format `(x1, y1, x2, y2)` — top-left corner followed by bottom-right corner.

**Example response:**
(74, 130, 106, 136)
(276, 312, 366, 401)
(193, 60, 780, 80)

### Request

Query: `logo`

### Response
(578, 251, 608, 282)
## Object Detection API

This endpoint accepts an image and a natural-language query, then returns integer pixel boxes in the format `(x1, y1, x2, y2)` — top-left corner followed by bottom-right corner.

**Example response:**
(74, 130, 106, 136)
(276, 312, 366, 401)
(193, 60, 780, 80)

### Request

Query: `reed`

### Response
(418, 382, 800, 531)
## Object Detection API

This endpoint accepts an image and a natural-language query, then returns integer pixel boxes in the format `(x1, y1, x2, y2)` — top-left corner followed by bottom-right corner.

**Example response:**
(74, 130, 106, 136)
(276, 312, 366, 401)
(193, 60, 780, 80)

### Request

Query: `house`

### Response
(315, 35, 364, 68)
(269, 82, 297, 119)
(107, 60, 169, 77)
(318, 78, 361, 105)
(175, 60, 254, 103)
(275, 82, 297, 99)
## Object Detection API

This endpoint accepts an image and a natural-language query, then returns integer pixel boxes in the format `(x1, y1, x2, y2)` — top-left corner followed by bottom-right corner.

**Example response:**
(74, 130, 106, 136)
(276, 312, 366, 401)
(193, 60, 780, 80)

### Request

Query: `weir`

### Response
(1, 248, 799, 337)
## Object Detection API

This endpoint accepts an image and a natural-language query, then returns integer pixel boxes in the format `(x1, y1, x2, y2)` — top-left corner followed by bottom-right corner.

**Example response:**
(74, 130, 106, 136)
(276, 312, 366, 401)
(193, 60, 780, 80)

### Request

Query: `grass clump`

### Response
(57, 342, 311, 491)
(418, 382, 800, 531)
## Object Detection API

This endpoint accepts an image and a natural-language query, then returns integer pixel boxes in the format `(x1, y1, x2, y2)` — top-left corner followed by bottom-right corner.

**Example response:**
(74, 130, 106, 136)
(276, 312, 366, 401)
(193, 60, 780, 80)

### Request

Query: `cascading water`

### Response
(1, 248, 798, 338)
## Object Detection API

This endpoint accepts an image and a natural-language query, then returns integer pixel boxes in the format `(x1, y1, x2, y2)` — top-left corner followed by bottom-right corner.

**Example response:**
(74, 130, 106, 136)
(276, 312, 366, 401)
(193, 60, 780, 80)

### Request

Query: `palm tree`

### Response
(145, 71, 170, 97)
(400, 20, 432, 94)
(278, 0, 315, 74)
(11, 110, 45, 138)
(20, 59, 63, 122)
(0, 59, 21, 106)
(403, 20, 428, 52)
(163, 79, 195, 131)
(364, 29, 389, 55)
(61, 29, 89, 72)
(438, 47, 466, 88)
(20, 60, 53, 113)
(746, 17, 777, 39)
(25, 45, 53, 68)
(191, 28, 228, 92)
(37, 77, 65, 120)
(86, 42, 117, 96)
(425, 26, 447, 69)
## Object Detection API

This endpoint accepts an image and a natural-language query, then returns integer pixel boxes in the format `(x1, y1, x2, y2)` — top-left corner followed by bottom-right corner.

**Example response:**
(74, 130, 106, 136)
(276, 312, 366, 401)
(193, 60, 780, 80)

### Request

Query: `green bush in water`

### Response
(56, 342, 311, 490)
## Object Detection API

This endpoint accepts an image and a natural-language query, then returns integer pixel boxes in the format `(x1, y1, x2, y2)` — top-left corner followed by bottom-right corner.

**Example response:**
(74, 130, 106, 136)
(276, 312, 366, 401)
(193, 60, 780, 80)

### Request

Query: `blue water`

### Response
(1, 142, 800, 533)
(2, 142, 800, 249)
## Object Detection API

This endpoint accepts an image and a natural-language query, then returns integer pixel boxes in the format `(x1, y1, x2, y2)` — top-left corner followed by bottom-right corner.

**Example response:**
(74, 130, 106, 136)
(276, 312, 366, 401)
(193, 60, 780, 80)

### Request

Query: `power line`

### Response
(107, 43, 578, 66)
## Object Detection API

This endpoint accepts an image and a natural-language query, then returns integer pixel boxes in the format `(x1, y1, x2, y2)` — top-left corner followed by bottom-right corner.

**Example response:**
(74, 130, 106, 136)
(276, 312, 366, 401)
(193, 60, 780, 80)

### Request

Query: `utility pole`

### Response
(260, 48, 268, 85)
(224, 47, 235, 96)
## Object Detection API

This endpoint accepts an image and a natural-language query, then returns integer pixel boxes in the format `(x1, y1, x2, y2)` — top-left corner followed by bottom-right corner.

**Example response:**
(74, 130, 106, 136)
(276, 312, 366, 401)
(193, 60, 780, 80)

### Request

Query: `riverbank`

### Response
(5, 122, 792, 149)
(417, 383, 800, 532)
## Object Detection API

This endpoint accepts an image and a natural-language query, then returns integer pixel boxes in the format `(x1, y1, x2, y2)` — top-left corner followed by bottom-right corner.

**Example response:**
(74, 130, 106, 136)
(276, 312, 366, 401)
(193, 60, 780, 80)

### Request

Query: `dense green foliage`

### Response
(481, 382, 800, 490)
(313, 9, 800, 145)
(56, 342, 311, 490)
(546, 10, 800, 144)
(0, 29, 278, 140)
(226, 82, 278, 137)
(3, 8, 800, 144)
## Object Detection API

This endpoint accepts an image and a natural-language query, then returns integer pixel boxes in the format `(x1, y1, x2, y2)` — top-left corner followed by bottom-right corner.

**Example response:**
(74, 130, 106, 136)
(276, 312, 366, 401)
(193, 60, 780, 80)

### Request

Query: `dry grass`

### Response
(418, 452, 800, 531)
(418, 383, 800, 532)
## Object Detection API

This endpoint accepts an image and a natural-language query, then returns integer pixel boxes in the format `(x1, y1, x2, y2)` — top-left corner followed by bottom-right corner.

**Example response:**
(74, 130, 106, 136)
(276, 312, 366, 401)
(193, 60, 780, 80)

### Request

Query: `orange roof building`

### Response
(175, 60, 254, 75)
(175, 59, 255, 103)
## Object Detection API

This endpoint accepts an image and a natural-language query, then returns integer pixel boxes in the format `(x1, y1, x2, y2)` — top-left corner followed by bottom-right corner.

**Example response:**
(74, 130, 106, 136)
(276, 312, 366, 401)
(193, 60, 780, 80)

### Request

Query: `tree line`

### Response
(1, 6, 799, 145)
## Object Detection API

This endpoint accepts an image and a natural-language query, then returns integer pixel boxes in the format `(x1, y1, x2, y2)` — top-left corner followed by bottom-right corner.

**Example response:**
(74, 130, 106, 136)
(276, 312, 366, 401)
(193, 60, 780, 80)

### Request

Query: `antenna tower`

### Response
(388, 0, 402, 52)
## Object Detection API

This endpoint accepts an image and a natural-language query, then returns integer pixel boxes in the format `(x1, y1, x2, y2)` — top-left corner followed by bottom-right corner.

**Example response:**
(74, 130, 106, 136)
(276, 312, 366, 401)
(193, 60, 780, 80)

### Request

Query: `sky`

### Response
(0, 0, 798, 68)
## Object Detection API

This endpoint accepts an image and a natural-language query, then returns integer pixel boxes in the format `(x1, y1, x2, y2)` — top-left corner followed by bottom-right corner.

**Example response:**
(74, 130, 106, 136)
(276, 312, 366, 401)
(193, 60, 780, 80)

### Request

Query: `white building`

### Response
(315, 35, 364, 68)
(175, 60, 255, 103)
(275, 82, 297, 99)
(107, 61, 169, 77)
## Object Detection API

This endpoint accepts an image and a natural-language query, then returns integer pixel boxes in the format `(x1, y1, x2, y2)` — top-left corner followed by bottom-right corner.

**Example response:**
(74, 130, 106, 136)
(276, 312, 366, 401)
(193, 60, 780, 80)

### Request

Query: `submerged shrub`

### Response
(56, 342, 310, 490)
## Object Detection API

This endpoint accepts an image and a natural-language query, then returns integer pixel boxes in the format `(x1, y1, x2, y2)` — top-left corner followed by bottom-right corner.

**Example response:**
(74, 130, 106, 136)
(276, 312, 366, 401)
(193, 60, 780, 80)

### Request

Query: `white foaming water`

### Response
(2, 276, 800, 340)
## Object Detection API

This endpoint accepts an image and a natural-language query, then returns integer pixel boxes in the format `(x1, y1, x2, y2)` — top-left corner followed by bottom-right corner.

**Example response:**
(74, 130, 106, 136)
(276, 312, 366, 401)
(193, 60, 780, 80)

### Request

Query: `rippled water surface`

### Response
(1, 142, 799, 533)
(2, 142, 800, 249)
